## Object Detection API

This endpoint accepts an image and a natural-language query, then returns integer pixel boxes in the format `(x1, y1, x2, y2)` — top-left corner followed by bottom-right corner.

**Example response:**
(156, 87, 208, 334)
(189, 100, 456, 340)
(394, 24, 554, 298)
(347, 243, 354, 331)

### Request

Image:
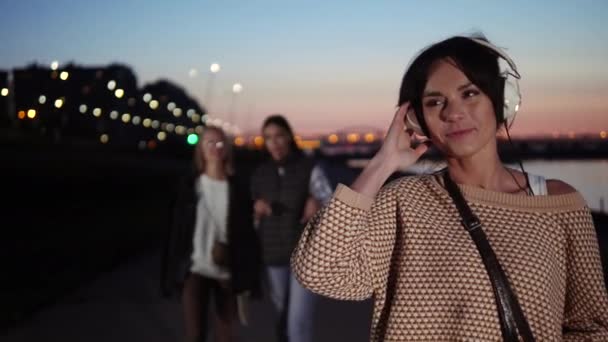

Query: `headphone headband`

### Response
(468, 37, 521, 79)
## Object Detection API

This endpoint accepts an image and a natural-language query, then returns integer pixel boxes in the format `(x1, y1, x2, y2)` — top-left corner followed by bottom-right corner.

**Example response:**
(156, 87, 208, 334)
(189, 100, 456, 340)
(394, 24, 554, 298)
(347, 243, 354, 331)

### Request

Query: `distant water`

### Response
(522, 159, 608, 213)
(406, 159, 608, 213)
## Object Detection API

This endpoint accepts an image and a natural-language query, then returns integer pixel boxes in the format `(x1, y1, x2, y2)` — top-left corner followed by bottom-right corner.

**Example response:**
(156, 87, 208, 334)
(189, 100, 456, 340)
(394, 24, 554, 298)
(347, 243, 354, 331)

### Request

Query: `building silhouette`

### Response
(5, 63, 206, 155)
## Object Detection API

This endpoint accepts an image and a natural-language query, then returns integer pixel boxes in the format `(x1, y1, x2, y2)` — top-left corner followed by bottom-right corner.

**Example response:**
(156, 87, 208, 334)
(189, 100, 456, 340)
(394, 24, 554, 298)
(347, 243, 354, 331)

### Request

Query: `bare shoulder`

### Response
(546, 179, 578, 195)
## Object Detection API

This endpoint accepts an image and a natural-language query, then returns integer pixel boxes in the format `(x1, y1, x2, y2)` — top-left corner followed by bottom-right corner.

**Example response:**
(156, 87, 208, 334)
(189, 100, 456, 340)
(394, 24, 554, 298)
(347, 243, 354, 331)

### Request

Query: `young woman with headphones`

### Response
(292, 34, 608, 341)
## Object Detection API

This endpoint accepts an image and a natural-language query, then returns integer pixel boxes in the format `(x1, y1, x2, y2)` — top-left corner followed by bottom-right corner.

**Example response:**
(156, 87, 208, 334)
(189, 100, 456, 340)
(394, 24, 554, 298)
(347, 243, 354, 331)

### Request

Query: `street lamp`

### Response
(204, 63, 221, 114)
(229, 82, 243, 125)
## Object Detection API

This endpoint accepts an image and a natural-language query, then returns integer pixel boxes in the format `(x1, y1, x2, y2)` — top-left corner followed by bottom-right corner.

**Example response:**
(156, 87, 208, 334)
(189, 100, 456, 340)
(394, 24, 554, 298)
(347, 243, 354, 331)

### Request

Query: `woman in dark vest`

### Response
(161, 126, 261, 342)
(251, 114, 333, 342)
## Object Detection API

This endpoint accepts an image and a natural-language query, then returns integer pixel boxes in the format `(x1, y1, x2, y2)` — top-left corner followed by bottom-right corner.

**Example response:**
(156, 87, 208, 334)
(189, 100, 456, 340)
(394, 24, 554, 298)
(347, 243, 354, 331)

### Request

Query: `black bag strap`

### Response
(442, 172, 535, 342)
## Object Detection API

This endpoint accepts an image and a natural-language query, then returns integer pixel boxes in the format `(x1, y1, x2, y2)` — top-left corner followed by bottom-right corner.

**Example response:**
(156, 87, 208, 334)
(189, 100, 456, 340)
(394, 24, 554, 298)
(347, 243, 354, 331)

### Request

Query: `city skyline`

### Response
(1, 0, 607, 136)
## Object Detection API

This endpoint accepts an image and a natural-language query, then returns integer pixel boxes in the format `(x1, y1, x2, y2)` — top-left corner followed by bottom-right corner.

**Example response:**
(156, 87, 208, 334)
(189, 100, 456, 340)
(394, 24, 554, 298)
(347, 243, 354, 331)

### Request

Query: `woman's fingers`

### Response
(394, 102, 409, 123)
(387, 104, 408, 133)
(254, 199, 273, 217)
(413, 141, 430, 157)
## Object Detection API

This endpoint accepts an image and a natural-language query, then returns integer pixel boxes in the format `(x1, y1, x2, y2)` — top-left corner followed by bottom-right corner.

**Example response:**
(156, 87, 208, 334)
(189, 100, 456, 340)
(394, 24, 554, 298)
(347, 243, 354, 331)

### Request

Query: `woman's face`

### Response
(200, 129, 226, 163)
(263, 123, 291, 161)
(422, 58, 497, 159)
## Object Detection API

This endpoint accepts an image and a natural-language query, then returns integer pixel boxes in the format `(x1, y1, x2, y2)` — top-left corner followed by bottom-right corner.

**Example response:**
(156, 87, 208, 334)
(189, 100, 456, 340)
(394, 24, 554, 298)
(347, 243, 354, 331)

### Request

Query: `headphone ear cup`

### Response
(502, 73, 521, 123)
(469, 37, 522, 125)
(405, 108, 425, 136)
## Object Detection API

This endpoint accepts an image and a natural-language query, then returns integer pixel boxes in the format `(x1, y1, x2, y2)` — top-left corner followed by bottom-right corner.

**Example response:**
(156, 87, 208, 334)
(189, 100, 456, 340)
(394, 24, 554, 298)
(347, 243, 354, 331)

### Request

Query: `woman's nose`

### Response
(441, 99, 465, 122)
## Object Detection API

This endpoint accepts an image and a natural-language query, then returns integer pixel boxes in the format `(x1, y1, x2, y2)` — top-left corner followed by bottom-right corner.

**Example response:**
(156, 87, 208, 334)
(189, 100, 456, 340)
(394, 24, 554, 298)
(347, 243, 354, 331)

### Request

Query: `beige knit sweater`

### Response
(292, 175, 608, 341)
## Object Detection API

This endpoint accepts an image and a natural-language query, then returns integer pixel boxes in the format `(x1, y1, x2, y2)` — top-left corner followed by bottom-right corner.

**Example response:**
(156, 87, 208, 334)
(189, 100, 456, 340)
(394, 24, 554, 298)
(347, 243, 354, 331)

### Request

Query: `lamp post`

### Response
(203, 63, 220, 114)
(228, 82, 242, 126)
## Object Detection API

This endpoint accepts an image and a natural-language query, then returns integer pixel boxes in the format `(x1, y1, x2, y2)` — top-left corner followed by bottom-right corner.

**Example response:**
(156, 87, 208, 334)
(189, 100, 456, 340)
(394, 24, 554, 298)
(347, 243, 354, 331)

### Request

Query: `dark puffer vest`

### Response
(251, 153, 314, 266)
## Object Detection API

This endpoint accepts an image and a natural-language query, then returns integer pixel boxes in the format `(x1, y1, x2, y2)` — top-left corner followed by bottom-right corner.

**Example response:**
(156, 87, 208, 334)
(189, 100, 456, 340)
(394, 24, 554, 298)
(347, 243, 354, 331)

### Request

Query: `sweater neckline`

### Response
(426, 174, 586, 211)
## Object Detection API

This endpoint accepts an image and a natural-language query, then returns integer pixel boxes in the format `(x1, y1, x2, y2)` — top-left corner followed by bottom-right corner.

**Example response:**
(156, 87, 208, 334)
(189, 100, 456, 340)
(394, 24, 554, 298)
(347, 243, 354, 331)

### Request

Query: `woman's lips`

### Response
(446, 128, 475, 138)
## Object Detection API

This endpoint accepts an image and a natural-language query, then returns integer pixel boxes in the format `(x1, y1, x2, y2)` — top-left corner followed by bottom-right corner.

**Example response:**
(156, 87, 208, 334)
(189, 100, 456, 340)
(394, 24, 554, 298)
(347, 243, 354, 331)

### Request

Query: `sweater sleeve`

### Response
(161, 175, 193, 297)
(292, 183, 394, 300)
(561, 206, 608, 341)
(250, 166, 261, 200)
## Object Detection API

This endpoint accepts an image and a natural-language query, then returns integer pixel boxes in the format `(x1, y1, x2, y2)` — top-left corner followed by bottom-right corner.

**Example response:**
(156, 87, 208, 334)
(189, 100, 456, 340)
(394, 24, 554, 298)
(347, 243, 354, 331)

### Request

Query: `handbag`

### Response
(442, 172, 535, 342)
(211, 240, 230, 267)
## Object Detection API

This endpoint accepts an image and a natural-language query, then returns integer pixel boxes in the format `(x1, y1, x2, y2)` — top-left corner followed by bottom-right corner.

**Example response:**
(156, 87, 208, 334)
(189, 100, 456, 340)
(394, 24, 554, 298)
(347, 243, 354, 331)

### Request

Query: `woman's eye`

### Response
(463, 89, 480, 98)
(424, 99, 443, 107)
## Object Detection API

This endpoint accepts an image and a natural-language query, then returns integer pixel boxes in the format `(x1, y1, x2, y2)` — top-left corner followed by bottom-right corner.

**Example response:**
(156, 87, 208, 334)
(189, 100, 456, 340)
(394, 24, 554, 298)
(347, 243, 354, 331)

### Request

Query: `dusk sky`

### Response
(1, 0, 607, 136)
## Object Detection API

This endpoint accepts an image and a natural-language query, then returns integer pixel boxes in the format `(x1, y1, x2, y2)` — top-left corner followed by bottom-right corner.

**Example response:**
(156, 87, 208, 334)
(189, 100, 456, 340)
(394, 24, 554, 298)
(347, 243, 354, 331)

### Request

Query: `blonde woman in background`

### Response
(162, 126, 261, 342)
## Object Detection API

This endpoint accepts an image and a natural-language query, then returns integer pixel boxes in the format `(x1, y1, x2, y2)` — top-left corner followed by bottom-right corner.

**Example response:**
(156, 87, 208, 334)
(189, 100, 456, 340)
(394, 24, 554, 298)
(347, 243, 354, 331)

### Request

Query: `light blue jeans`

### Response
(266, 266, 316, 342)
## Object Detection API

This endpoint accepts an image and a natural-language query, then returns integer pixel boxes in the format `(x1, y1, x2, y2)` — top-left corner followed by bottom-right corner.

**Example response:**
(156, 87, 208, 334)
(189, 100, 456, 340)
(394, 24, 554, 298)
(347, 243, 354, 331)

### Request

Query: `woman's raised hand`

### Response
(350, 103, 430, 198)
(377, 103, 430, 173)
